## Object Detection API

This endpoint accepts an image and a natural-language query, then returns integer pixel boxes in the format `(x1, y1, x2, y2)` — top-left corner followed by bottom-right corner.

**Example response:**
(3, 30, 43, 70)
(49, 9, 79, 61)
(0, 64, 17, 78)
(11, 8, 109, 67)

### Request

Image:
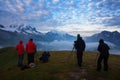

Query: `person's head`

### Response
(29, 38, 33, 41)
(19, 40, 23, 44)
(77, 34, 82, 40)
(77, 34, 80, 38)
(99, 39, 104, 44)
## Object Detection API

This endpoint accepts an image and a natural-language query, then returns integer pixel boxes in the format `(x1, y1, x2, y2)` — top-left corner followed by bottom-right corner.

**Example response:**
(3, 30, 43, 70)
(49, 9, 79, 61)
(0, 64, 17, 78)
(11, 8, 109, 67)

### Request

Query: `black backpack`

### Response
(74, 40, 85, 51)
(74, 41, 79, 49)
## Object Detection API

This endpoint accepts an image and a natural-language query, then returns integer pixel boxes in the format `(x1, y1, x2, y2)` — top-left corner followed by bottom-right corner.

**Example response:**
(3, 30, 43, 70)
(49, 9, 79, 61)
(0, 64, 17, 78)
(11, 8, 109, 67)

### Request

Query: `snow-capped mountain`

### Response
(0, 24, 44, 47)
(44, 30, 75, 42)
(0, 24, 120, 53)
(0, 24, 4, 28)
(0, 24, 76, 47)
(0, 24, 42, 35)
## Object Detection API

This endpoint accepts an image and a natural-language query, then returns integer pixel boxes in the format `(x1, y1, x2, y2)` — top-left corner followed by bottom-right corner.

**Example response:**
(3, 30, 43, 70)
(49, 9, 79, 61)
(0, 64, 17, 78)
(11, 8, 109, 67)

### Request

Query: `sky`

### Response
(0, 0, 120, 36)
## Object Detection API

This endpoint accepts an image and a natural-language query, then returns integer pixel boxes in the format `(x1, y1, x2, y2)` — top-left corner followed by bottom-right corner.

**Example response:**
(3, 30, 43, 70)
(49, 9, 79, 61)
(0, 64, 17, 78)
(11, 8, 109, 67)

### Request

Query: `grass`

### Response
(0, 47, 120, 80)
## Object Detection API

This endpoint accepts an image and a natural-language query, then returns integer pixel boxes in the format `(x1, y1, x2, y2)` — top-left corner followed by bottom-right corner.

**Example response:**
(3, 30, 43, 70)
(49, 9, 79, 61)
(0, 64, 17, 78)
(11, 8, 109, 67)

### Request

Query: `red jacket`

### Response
(16, 41, 24, 55)
(26, 40, 36, 54)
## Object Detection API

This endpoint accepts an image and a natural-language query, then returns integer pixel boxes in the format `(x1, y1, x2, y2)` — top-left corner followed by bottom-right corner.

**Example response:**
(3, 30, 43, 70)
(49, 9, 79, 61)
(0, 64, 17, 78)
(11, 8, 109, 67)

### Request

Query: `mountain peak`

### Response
(48, 30, 67, 35)
(87, 30, 120, 47)
(0, 24, 4, 28)
(101, 30, 111, 34)
(101, 30, 120, 34)
(0, 24, 41, 34)
(113, 31, 119, 34)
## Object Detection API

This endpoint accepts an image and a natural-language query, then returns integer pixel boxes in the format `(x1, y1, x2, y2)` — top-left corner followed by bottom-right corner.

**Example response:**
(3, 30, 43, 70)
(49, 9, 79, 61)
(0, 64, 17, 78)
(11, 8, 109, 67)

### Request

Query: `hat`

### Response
(99, 39, 104, 43)
(77, 34, 80, 37)
(29, 38, 33, 41)
(19, 40, 23, 44)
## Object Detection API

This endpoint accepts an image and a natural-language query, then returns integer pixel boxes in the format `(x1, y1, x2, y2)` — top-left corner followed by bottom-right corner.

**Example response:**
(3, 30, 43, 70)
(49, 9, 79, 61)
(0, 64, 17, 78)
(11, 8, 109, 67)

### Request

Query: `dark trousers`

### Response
(27, 53, 35, 65)
(18, 55, 24, 66)
(76, 50, 83, 67)
(97, 54, 109, 71)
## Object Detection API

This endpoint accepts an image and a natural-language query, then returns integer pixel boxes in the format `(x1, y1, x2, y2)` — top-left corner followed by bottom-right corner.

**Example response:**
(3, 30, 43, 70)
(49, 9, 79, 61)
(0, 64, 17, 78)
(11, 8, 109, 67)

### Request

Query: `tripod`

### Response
(67, 47, 76, 63)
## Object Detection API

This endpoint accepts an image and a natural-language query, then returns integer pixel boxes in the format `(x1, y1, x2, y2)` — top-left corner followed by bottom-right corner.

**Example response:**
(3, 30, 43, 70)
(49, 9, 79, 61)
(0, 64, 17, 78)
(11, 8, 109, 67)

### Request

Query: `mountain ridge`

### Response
(0, 24, 75, 47)
(0, 24, 120, 48)
(86, 30, 120, 47)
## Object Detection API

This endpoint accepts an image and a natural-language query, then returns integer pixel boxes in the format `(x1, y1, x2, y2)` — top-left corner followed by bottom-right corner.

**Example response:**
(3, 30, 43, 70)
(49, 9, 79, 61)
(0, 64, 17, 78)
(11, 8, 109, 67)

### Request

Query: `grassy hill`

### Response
(0, 47, 120, 80)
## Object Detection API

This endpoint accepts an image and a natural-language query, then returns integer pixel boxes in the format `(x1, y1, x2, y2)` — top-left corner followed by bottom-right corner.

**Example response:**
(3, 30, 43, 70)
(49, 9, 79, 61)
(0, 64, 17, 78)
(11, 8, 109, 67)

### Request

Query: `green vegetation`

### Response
(0, 47, 120, 80)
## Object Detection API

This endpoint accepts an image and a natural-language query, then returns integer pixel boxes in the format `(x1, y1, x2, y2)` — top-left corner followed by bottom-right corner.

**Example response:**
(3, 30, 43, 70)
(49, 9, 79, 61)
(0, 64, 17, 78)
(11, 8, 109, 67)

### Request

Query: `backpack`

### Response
(74, 40, 85, 51)
(74, 41, 79, 49)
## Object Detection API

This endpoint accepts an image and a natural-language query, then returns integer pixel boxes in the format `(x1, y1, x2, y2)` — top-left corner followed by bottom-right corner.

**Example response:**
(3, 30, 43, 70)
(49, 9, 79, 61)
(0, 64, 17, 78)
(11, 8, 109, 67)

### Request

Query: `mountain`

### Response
(86, 31, 120, 47)
(0, 24, 43, 35)
(0, 24, 75, 47)
(44, 30, 75, 42)
(0, 29, 28, 46)
(0, 24, 4, 28)
(0, 24, 45, 47)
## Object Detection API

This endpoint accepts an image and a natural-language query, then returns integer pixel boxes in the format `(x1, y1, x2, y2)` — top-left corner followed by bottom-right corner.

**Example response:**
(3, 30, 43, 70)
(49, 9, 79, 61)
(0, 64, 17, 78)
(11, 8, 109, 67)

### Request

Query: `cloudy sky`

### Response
(0, 0, 120, 36)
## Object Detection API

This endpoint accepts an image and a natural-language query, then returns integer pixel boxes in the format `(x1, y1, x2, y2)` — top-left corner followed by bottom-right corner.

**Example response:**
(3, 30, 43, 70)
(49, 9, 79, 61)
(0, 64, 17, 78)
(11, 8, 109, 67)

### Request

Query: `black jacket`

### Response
(97, 42, 110, 55)
(74, 37, 85, 51)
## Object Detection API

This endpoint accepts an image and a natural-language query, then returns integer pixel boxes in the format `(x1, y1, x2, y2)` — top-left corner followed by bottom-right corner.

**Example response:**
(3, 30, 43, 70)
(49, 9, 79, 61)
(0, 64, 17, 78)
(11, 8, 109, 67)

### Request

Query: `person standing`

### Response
(97, 39, 110, 71)
(16, 40, 24, 67)
(26, 39, 36, 65)
(74, 34, 86, 67)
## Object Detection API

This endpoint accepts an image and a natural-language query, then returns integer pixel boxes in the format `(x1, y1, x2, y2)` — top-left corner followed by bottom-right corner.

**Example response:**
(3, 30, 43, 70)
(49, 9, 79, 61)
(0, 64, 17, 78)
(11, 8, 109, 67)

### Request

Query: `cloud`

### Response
(23, 0, 31, 6)
(39, 40, 73, 51)
(15, 0, 24, 12)
(53, 0, 59, 3)
(37, 40, 120, 55)
(88, 2, 94, 9)
(55, 24, 120, 36)
(96, 1, 103, 8)
(0, 0, 120, 36)
(1, 0, 119, 26)
(64, 1, 74, 6)
(102, 16, 120, 26)
(5, 0, 17, 12)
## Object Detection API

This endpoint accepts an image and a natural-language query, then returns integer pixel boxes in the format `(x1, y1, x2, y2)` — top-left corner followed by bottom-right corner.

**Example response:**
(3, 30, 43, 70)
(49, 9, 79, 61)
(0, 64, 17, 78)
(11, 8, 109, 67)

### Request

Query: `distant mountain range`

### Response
(44, 30, 75, 41)
(86, 31, 120, 47)
(0, 24, 120, 48)
(0, 24, 75, 47)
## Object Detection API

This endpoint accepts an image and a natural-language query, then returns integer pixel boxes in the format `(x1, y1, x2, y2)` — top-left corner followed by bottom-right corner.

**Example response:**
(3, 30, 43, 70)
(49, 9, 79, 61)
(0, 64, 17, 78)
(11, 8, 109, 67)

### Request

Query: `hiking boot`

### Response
(104, 69, 108, 71)
(78, 63, 82, 67)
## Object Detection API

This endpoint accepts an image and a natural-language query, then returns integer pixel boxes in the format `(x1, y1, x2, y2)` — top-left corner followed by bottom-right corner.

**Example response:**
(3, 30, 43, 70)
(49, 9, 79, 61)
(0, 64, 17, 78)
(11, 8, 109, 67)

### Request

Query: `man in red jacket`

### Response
(26, 39, 36, 65)
(16, 40, 24, 67)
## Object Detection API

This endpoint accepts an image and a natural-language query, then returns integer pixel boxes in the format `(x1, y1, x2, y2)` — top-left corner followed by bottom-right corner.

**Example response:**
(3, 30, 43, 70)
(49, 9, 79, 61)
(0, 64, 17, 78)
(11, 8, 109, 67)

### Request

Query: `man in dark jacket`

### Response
(97, 39, 110, 71)
(26, 39, 36, 65)
(74, 34, 86, 67)
(39, 51, 50, 63)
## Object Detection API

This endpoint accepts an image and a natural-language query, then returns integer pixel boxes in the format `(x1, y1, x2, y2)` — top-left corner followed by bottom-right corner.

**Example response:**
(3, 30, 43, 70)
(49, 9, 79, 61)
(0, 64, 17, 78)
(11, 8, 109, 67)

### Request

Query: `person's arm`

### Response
(97, 44, 102, 52)
(22, 45, 25, 53)
(16, 45, 18, 50)
(106, 44, 110, 50)
(83, 40, 86, 51)
(26, 44, 28, 52)
(34, 43, 37, 53)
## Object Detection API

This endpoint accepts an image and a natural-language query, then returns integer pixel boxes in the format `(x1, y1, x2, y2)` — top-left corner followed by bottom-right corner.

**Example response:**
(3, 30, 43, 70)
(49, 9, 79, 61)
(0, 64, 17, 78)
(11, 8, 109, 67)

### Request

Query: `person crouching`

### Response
(39, 51, 50, 63)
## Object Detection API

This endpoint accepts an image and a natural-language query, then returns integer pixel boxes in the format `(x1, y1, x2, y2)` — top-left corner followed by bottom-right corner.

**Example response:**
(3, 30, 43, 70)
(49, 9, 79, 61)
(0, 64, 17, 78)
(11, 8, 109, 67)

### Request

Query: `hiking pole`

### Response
(71, 47, 75, 53)
(95, 52, 99, 63)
